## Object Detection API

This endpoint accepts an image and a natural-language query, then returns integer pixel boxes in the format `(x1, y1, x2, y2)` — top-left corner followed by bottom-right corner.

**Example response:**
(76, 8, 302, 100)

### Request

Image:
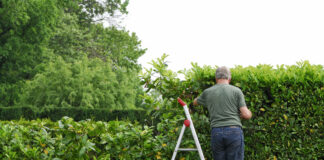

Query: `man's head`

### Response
(215, 66, 231, 84)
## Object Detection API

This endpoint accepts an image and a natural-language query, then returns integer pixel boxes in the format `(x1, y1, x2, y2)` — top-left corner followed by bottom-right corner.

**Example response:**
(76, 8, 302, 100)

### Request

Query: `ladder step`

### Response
(178, 148, 198, 151)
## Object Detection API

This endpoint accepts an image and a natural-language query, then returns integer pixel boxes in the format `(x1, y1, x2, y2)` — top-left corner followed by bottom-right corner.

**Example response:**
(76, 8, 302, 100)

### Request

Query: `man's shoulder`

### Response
(204, 85, 218, 92)
(227, 84, 244, 93)
(228, 84, 242, 91)
(203, 84, 243, 93)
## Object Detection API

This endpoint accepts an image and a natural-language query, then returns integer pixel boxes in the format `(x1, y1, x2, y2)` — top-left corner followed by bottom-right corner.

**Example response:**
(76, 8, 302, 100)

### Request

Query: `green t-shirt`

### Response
(197, 84, 246, 128)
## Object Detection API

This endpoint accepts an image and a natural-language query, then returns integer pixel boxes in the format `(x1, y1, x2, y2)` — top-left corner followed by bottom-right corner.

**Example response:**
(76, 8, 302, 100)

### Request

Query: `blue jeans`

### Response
(211, 126, 244, 160)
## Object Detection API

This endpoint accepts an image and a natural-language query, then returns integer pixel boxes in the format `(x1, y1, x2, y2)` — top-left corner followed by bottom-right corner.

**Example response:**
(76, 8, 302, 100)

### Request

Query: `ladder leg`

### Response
(190, 124, 205, 160)
(171, 124, 186, 160)
(182, 102, 205, 160)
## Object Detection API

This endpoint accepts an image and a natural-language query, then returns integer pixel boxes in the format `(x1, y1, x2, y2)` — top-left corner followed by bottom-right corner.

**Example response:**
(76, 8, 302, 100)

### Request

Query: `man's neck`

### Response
(216, 79, 230, 84)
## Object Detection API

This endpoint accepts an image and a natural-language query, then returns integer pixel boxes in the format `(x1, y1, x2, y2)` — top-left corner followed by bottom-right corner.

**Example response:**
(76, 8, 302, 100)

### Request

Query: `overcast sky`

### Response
(123, 0, 324, 72)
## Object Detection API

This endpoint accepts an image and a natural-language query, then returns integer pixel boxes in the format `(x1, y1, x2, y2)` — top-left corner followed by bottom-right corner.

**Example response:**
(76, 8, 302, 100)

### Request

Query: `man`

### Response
(193, 66, 252, 160)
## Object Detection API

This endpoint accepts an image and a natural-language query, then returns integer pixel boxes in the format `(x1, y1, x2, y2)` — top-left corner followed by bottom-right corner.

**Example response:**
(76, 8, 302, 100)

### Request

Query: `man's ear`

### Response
(229, 78, 231, 83)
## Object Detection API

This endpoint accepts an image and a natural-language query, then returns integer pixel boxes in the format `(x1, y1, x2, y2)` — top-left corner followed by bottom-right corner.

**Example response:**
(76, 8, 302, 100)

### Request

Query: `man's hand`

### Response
(188, 98, 199, 113)
(193, 98, 199, 106)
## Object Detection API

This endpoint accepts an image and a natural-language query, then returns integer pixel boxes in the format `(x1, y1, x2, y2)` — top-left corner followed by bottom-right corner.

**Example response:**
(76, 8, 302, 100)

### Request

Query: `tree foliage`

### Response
(0, 0, 146, 109)
(57, 0, 129, 26)
(0, 0, 60, 83)
(21, 57, 115, 108)
(0, 0, 62, 106)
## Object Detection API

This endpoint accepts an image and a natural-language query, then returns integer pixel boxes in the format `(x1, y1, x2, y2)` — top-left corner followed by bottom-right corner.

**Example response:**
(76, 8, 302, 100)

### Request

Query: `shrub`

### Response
(0, 117, 160, 159)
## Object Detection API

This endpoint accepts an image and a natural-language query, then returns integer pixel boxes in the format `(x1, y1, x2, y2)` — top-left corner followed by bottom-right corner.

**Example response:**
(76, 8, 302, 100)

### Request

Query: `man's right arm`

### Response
(193, 90, 206, 106)
(240, 106, 252, 120)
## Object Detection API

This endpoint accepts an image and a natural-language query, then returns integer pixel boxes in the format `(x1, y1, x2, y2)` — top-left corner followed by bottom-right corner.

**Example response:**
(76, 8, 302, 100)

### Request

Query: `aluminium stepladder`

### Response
(171, 98, 205, 160)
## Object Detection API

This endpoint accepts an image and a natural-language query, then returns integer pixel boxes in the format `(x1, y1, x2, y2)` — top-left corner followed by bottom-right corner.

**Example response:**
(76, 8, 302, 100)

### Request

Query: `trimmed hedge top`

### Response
(0, 107, 148, 123)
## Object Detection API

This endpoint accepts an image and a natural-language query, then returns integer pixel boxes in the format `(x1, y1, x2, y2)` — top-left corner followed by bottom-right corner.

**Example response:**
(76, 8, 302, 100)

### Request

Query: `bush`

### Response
(0, 117, 162, 159)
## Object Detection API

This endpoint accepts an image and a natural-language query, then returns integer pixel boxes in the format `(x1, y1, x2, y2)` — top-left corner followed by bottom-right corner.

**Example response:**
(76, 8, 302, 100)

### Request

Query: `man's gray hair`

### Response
(215, 66, 231, 80)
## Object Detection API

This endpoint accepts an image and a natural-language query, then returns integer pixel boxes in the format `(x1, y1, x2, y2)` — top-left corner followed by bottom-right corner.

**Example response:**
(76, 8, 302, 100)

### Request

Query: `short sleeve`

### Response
(237, 89, 247, 108)
(197, 91, 206, 106)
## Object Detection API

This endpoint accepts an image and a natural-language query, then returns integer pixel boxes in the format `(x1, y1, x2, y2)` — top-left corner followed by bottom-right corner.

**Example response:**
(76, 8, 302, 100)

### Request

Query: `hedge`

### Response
(0, 106, 148, 123)
(142, 59, 324, 159)
(225, 63, 323, 159)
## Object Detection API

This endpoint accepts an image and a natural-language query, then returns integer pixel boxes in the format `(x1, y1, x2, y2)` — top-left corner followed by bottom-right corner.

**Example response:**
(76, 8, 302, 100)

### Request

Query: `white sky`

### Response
(123, 0, 324, 72)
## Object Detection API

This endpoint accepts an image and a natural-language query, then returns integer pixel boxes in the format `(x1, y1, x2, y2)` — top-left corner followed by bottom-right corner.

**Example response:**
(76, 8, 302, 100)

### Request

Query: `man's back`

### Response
(197, 84, 246, 128)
